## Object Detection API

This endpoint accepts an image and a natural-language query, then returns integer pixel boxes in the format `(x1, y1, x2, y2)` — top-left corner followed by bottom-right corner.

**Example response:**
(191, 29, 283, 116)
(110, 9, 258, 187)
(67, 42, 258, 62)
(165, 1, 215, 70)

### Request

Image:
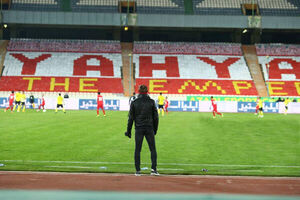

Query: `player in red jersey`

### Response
(37, 94, 46, 112)
(164, 96, 169, 115)
(211, 96, 223, 118)
(4, 91, 14, 112)
(97, 92, 106, 117)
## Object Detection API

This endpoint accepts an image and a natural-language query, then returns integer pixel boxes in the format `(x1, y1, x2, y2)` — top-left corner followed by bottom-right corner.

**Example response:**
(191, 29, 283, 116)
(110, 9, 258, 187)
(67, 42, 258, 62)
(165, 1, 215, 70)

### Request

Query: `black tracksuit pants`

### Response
(135, 128, 157, 171)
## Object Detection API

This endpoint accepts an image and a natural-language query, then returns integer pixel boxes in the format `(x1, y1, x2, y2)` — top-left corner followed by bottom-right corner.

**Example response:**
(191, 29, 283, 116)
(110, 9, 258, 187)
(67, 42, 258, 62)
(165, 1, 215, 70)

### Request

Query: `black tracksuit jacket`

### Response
(127, 94, 159, 133)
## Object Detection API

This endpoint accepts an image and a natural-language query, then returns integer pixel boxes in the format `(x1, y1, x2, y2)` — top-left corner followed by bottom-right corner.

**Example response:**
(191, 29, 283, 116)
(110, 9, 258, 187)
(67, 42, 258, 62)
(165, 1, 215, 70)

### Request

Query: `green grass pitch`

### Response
(0, 109, 299, 176)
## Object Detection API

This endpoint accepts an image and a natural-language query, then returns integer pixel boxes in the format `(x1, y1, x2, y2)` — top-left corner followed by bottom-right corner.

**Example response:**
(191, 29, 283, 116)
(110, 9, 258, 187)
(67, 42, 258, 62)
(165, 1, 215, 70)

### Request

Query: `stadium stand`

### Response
(260, 0, 300, 16)
(256, 44, 300, 96)
(135, 0, 184, 14)
(193, 0, 242, 15)
(7, 38, 121, 53)
(71, 0, 118, 13)
(133, 41, 258, 95)
(10, 0, 300, 16)
(71, 0, 184, 14)
(0, 39, 124, 94)
(0, 41, 9, 77)
(256, 43, 300, 56)
(133, 41, 242, 55)
(11, 0, 61, 11)
(193, 0, 300, 16)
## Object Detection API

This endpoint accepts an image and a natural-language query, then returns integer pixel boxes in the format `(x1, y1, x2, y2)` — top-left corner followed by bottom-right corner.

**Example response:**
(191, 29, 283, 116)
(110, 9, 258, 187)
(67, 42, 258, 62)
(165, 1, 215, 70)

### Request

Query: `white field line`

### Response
(45, 166, 94, 169)
(1, 160, 300, 169)
(45, 166, 183, 171)
(221, 170, 264, 173)
(158, 168, 184, 171)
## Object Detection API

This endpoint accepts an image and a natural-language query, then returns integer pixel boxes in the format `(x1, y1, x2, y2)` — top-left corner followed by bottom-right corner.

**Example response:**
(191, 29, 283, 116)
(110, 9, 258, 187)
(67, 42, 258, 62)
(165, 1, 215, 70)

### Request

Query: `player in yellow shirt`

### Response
(157, 93, 165, 116)
(257, 97, 263, 118)
(55, 93, 66, 113)
(19, 91, 26, 112)
(13, 91, 21, 111)
(284, 97, 291, 115)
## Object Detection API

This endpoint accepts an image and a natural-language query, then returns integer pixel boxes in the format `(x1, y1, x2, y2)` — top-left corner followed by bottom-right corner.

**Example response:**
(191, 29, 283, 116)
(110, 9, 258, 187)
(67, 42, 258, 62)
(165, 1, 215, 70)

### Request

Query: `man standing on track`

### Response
(4, 91, 14, 113)
(125, 85, 159, 176)
(97, 92, 106, 117)
(211, 96, 223, 118)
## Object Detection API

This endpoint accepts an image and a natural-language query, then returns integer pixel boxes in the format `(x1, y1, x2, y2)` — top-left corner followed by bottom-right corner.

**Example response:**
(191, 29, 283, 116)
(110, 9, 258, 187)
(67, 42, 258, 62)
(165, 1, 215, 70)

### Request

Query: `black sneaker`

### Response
(135, 171, 141, 176)
(150, 169, 160, 176)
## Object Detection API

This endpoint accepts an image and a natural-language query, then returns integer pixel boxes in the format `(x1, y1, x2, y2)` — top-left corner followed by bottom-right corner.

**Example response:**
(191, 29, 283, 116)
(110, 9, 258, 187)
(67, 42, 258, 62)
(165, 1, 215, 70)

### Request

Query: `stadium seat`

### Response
(256, 44, 300, 96)
(133, 41, 257, 95)
(1, 39, 123, 94)
(256, 43, 300, 80)
(71, 0, 118, 13)
(11, 0, 61, 11)
(10, 0, 300, 16)
(136, 0, 184, 14)
(7, 38, 121, 53)
(193, 0, 300, 16)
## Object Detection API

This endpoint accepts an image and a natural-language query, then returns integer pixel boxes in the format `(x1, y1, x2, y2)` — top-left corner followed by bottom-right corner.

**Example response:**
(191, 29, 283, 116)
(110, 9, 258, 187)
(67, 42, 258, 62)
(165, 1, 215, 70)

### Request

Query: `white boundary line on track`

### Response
(0, 171, 300, 180)
(1, 160, 300, 169)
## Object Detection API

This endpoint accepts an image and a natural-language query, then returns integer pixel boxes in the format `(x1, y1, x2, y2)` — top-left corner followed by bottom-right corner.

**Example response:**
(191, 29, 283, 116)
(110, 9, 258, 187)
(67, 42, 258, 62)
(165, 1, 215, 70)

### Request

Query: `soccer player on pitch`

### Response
(37, 94, 46, 112)
(211, 96, 223, 118)
(13, 91, 21, 111)
(284, 97, 291, 115)
(157, 93, 165, 116)
(257, 97, 264, 118)
(129, 92, 136, 105)
(164, 96, 169, 115)
(19, 91, 26, 112)
(254, 98, 259, 115)
(96, 92, 106, 117)
(4, 91, 14, 113)
(29, 93, 35, 109)
(55, 93, 66, 113)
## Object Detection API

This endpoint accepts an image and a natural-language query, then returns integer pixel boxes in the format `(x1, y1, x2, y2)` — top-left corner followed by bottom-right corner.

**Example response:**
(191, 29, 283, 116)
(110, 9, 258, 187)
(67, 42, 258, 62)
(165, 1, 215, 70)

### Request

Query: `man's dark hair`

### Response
(59, 93, 61, 96)
(138, 85, 148, 93)
(12, 91, 14, 93)
(133, 92, 136, 95)
(211, 96, 213, 99)
(98, 92, 101, 95)
(160, 92, 162, 95)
